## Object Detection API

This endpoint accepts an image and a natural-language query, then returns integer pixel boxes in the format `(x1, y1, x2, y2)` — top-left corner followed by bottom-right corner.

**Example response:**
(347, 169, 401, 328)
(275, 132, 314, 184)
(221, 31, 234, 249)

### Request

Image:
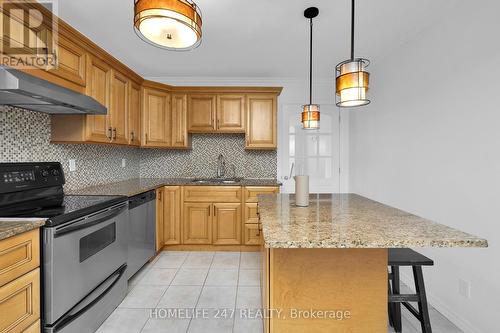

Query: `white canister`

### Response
(294, 175, 309, 207)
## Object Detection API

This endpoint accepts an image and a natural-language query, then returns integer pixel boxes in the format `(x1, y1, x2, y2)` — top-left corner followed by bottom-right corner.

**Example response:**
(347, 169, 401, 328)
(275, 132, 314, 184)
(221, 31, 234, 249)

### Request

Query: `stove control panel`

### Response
(0, 162, 65, 193)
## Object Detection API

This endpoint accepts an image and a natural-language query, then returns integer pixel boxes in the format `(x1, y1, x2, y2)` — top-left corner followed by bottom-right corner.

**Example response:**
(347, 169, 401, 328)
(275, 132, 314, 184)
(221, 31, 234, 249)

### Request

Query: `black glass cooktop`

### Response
(4, 195, 128, 227)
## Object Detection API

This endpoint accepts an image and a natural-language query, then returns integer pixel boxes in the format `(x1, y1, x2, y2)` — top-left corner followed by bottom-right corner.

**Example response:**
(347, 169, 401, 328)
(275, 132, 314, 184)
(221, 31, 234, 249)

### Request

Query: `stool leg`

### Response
(391, 266, 402, 332)
(413, 266, 432, 333)
(388, 280, 395, 328)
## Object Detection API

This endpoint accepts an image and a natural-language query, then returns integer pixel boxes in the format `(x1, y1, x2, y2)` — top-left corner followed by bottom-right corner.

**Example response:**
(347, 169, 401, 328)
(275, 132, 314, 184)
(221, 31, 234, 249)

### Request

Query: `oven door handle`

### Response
(49, 263, 127, 332)
(54, 203, 127, 237)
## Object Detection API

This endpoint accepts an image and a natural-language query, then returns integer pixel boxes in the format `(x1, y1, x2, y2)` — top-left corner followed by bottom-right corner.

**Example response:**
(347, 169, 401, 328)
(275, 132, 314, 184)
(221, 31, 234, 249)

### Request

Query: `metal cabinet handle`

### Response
(213, 205, 216, 217)
(145, 133, 148, 143)
(107, 127, 113, 141)
(208, 205, 210, 217)
(112, 128, 117, 140)
(131, 131, 135, 142)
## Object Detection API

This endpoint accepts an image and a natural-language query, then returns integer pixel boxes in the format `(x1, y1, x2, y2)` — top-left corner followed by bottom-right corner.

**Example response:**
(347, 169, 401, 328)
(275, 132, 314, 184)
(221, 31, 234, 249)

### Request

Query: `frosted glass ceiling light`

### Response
(134, 0, 202, 51)
(302, 7, 320, 130)
(336, 0, 370, 107)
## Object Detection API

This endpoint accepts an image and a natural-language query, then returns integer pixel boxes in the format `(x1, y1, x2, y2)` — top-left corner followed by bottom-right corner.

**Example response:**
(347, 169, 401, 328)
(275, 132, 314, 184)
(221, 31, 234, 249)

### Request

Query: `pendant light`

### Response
(134, 0, 202, 51)
(302, 7, 320, 130)
(335, 0, 370, 107)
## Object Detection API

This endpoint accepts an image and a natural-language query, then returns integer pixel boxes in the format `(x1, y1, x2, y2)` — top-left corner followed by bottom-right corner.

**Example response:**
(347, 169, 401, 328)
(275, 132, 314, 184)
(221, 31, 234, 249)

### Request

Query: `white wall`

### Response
(148, 76, 349, 192)
(349, 1, 500, 332)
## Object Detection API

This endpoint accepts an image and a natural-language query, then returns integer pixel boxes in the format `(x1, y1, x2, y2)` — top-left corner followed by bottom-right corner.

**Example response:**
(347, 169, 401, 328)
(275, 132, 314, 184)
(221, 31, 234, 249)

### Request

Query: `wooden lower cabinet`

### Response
(22, 319, 40, 333)
(244, 223, 261, 245)
(155, 188, 164, 251)
(0, 267, 40, 333)
(0, 229, 39, 287)
(163, 186, 182, 245)
(183, 203, 213, 245)
(213, 203, 241, 245)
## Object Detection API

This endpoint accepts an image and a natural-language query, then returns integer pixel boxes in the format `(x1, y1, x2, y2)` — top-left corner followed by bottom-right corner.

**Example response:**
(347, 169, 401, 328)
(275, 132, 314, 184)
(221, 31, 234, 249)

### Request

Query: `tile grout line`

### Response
(186, 251, 216, 333)
(232, 252, 242, 333)
(138, 252, 186, 333)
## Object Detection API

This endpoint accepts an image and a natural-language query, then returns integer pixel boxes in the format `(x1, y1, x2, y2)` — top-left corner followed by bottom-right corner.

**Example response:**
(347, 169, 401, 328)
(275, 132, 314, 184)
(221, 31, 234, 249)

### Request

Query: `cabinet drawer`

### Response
(244, 186, 279, 203)
(244, 203, 259, 224)
(183, 186, 242, 203)
(0, 268, 40, 333)
(244, 224, 261, 246)
(0, 229, 39, 288)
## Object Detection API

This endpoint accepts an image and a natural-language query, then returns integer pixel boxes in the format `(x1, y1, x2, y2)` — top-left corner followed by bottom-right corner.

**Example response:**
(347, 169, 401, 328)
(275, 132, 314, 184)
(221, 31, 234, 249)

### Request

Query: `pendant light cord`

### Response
(309, 18, 313, 105)
(350, 0, 355, 60)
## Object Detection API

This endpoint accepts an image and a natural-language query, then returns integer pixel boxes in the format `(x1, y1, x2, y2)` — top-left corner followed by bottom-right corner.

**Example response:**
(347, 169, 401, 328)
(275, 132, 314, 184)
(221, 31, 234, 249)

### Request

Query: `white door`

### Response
(279, 104, 341, 193)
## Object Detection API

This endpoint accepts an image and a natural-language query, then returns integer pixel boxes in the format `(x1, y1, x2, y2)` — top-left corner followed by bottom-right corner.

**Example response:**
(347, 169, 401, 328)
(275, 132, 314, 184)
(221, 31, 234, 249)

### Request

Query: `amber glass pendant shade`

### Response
(134, 0, 202, 51)
(302, 104, 320, 129)
(336, 59, 370, 107)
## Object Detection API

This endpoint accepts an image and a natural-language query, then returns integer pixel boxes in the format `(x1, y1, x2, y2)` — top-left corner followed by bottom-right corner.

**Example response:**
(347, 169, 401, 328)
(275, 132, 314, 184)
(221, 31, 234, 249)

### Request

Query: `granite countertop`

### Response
(0, 218, 46, 241)
(70, 178, 282, 197)
(258, 193, 488, 249)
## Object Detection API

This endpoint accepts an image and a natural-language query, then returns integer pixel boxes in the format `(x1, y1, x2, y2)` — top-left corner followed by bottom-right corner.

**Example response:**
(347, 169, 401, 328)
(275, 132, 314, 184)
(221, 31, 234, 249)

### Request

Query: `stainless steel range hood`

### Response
(0, 66, 107, 115)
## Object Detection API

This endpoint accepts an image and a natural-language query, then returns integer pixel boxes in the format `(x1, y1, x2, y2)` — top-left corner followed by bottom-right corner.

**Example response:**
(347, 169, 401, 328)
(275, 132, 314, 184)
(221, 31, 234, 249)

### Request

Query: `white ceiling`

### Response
(57, 0, 456, 79)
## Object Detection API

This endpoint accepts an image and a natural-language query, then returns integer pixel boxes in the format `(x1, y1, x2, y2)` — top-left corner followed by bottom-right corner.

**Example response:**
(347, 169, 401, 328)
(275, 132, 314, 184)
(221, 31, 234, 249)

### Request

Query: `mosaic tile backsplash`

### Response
(0, 107, 277, 190)
(140, 134, 277, 179)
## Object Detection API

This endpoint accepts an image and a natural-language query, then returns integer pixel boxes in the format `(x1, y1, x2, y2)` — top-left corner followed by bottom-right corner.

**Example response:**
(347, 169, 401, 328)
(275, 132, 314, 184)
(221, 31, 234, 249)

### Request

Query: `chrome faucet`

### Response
(216, 154, 226, 178)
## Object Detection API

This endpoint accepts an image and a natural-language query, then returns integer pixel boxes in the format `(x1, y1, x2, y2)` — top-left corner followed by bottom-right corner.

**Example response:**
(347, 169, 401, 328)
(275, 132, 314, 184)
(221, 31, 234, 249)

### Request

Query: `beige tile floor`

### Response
(96, 251, 463, 333)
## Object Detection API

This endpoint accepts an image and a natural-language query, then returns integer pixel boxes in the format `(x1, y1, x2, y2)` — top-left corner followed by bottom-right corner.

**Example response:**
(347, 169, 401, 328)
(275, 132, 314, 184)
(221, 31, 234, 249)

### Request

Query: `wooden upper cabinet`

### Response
(188, 94, 217, 132)
(246, 94, 277, 149)
(110, 70, 129, 144)
(142, 87, 171, 147)
(49, 35, 86, 87)
(171, 93, 189, 148)
(128, 81, 142, 146)
(217, 94, 245, 132)
(85, 55, 112, 143)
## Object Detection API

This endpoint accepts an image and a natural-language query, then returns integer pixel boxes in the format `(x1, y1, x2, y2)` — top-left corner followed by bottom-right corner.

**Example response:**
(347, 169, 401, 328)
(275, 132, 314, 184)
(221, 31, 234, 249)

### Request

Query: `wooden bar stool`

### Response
(388, 248, 434, 333)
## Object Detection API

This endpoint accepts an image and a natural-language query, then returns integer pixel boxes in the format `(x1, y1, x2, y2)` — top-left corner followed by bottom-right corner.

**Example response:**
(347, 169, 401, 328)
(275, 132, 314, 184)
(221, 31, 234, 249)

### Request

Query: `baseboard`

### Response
(161, 244, 260, 252)
(400, 272, 482, 333)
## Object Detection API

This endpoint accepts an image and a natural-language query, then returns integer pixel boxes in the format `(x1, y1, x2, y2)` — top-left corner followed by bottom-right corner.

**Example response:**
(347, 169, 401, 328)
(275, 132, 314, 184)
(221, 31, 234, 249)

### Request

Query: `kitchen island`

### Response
(258, 194, 487, 333)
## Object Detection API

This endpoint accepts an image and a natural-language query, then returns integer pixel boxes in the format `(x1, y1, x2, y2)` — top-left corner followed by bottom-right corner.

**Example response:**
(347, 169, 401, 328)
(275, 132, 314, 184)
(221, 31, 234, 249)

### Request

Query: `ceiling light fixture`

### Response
(302, 7, 320, 130)
(134, 0, 202, 51)
(335, 0, 370, 107)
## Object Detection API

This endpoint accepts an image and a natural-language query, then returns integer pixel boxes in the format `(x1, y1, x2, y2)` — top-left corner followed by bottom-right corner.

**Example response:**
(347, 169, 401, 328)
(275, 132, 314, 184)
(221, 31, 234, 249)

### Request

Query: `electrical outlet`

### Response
(121, 158, 126, 168)
(458, 279, 471, 299)
(68, 159, 76, 172)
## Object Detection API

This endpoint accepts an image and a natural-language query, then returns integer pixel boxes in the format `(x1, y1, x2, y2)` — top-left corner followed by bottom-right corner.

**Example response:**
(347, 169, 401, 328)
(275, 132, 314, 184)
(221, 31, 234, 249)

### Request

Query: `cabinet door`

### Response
(246, 94, 277, 149)
(171, 93, 188, 148)
(0, 268, 40, 333)
(143, 87, 171, 147)
(155, 188, 164, 252)
(183, 203, 212, 244)
(85, 55, 111, 143)
(188, 94, 216, 132)
(128, 81, 141, 146)
(49, 34, 86, 86)
(213, 203, 241, 245)
(109, 70, 129, 144)
(163, 186, 182, 245)
(216, 94, 245, 132)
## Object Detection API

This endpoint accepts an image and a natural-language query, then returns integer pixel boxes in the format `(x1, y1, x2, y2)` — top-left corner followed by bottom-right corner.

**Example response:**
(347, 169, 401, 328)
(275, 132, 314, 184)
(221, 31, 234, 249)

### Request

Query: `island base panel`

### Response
(264, 248, 388, 333)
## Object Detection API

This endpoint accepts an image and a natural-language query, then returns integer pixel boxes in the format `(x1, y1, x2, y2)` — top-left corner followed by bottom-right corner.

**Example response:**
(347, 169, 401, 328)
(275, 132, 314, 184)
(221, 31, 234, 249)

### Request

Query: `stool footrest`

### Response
(402, 302, 421, 320)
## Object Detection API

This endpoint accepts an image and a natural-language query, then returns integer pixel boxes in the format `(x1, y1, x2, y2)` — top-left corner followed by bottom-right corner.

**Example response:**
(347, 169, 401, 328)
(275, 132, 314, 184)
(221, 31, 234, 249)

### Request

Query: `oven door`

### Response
(42, 202, 128, 325)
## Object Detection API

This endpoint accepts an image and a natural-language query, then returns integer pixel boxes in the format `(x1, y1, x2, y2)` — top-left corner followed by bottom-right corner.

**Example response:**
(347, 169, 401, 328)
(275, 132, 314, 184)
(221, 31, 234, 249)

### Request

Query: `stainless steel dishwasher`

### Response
(127, 190, 156, 279)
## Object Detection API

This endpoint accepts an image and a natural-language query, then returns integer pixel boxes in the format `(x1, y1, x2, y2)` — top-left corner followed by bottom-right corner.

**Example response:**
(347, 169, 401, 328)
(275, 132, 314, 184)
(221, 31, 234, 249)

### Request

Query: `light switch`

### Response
(121, 158, 126, 168)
